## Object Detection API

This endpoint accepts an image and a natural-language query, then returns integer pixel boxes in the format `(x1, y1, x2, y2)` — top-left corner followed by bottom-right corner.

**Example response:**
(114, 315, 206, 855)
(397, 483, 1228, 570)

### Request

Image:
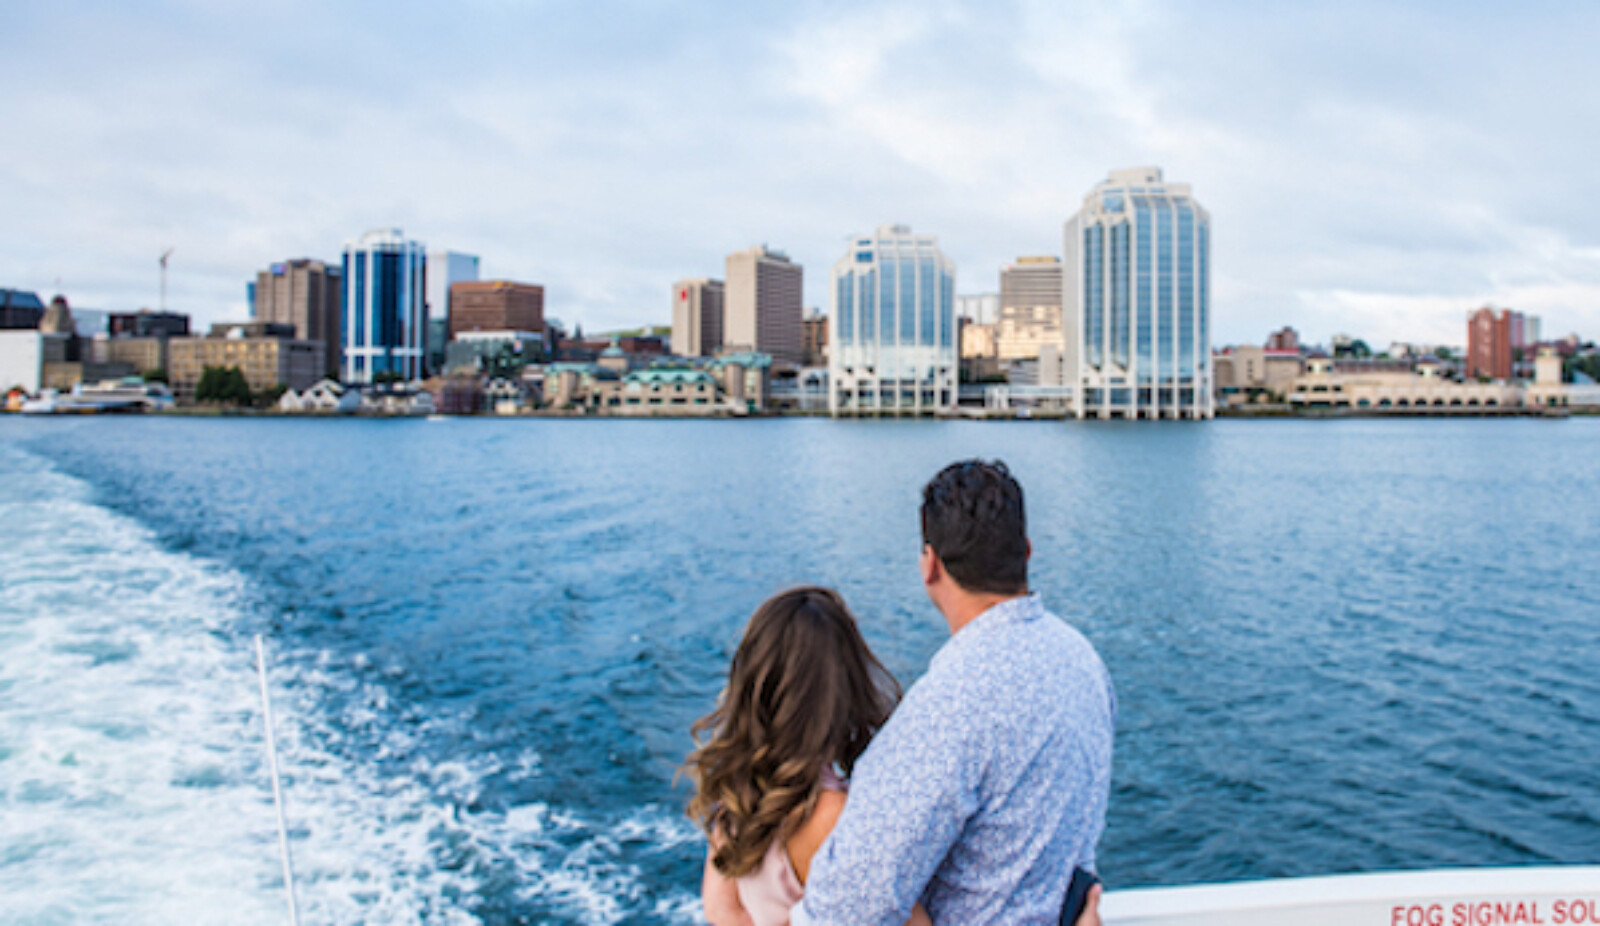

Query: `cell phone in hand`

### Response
(1060, 866, 1101, 925)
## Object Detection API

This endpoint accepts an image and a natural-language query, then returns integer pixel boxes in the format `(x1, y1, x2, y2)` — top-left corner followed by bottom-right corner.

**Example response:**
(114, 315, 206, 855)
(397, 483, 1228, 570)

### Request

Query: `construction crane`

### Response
(159, 247, 174, 313)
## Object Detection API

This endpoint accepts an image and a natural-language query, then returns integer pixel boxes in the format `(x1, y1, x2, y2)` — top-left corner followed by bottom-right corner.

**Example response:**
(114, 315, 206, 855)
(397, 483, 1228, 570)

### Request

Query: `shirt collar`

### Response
(931, 592, 1043, 668)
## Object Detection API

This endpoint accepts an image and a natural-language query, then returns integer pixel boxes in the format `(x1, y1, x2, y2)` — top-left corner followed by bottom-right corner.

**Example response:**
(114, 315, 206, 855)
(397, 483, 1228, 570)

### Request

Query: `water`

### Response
(1, 416, 1597, 923)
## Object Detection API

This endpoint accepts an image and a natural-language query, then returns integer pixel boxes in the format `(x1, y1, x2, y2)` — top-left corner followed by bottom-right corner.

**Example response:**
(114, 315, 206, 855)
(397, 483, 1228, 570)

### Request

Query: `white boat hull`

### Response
(1104, 866, 1600, 926)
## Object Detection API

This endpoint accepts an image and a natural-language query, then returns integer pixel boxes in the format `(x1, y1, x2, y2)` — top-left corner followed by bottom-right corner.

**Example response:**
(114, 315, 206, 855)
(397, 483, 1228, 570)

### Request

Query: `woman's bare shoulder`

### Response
(786, 789, 847, 886)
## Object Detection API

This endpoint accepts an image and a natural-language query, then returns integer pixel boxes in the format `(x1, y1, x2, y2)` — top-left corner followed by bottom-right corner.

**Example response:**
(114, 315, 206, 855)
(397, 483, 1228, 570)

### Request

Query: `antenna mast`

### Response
(159, 248, 174, 313)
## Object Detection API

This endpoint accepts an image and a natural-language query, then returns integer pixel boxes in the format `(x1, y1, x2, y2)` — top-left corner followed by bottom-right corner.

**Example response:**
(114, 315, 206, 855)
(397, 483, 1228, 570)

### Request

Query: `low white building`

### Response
(0, 330, 49, 394)
(278, 379, 358, 413)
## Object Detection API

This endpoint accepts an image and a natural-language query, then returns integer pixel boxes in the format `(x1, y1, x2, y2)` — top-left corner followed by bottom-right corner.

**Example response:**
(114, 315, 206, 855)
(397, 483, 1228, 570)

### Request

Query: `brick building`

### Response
(449, 281, 545, 339)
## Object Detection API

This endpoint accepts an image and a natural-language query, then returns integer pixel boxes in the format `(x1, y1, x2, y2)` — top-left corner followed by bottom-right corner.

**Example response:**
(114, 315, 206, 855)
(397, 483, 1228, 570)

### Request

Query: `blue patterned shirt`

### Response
(792, 594, 1116, 926)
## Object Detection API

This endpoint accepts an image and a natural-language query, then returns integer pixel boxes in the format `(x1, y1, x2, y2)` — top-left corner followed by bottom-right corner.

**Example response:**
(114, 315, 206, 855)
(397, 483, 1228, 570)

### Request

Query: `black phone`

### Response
(1060, 866, 1102, 925)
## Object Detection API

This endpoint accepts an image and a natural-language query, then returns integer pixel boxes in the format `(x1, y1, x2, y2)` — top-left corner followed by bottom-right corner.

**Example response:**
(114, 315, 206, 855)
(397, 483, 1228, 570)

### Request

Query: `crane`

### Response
(159, 247, 174, 313)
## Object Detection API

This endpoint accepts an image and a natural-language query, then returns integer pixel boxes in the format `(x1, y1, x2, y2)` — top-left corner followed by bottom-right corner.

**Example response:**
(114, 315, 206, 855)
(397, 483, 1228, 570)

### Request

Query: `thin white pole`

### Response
(255, 634, 301, 926)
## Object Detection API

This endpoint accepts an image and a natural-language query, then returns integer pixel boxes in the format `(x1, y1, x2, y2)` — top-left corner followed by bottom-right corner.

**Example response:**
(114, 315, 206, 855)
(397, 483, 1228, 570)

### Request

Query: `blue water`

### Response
(2, 417, 1598, 923)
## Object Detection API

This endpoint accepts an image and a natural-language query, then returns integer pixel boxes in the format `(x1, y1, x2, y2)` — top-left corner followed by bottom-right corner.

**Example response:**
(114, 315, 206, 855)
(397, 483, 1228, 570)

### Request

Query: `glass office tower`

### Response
(829, 224, 957, 415)
(341, 229, 427, 384)
(1064, 168, 1212, 419)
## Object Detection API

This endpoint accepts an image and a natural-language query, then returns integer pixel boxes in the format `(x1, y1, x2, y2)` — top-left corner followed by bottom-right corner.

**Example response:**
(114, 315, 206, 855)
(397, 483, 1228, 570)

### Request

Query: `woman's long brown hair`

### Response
(684, 586, 901, 878)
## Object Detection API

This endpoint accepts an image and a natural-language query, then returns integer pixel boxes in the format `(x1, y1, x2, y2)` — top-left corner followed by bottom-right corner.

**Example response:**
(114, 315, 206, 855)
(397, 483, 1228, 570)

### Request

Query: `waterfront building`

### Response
(1, 289, 46, 329)
(725, 247, 803, 364)
(90, 335, 167, 378)
(445, 329, 545, 377)
(170, 322, 325, 401)
(277, 379, 357, 414)
(1287, 354, 1522, 411)
(672, 278, 724, 358)
(449, 281, 545, 341)
(1467, 306, 1526, 380)
(253, 260, 342, 378)
(997, 256, 1064, 361)
(802, 310, 828, 367)
(16, 297, 136, 391)
(342, 229, 427, 383)
(828, 224, 957, 415)
(0, 330, 58, 394)
(545, 354, 770, 416)
(1213, 345, 1305, 406)
(1063, 167, 1213, 419)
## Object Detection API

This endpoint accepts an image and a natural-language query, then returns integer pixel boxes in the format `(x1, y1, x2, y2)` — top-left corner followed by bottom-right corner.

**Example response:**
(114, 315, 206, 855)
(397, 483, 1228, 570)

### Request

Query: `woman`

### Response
(683, 587, 931, 926)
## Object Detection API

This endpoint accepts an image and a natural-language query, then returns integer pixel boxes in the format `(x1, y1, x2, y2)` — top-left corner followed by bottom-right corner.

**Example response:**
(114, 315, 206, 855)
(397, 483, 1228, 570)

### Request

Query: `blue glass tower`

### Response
(828, 224, 957, 415)
(341, 229, 427, 384)
(1064, 168, 1212, 419)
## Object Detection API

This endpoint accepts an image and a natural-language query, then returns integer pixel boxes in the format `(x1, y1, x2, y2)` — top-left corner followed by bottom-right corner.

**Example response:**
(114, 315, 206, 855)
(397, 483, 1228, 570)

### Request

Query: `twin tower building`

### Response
(677, 167, 1213, 419)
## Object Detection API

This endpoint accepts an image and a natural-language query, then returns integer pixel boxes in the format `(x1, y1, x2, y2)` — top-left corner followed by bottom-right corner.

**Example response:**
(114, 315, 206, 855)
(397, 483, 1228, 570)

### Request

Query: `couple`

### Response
(684, 461, 1116, 926)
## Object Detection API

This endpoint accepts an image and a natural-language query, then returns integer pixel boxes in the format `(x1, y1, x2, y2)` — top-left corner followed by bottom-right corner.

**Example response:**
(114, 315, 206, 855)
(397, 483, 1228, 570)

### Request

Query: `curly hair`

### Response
(684, 586, 901, 878)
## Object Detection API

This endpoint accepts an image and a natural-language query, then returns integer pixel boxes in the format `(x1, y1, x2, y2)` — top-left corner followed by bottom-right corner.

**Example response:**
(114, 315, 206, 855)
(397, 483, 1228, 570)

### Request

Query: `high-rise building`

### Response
(253, 260, 342, 378)
(997, 256, 1064, 361)
(725, 246, 803, 364)
(342, 229, 427, 384)
(828, 224, 957, 415)
(672, 278, 725, 358)
(426, 250, 480, 373)
(449, 281, 545, 339)
(1063, 167, 1213, 419)
(802, 310, 828, 367)
(1467, 306, 1525, 380)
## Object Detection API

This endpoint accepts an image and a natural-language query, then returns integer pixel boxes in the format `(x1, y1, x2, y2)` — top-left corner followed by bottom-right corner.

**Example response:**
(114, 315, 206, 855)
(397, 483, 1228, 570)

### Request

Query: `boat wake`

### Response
(0, 444, 700, 924)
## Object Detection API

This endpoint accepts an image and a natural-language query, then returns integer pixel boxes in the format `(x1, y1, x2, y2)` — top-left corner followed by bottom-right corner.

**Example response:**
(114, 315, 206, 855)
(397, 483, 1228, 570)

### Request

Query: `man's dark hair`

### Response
(920, 459, 1028, 595)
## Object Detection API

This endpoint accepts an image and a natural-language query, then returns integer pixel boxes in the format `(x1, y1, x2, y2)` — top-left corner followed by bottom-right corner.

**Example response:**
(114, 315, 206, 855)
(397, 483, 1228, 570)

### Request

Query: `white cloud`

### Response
(0, 0, 1596, 346)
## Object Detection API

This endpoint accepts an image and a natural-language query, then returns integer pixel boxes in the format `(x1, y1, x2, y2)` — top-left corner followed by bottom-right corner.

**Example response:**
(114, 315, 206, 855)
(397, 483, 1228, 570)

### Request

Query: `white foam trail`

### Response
(0, 447, 284, 924)
(0, 444, 706, 924)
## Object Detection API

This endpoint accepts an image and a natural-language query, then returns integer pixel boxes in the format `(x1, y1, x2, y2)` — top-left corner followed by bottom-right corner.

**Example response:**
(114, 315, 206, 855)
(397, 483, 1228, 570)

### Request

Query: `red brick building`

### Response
(1467, 307, 1525, 380)
(449, 281, 545, 339)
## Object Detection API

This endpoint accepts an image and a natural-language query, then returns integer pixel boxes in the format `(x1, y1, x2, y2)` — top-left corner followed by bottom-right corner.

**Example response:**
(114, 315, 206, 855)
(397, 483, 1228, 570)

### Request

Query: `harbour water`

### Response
(1, 417, 1597, 924)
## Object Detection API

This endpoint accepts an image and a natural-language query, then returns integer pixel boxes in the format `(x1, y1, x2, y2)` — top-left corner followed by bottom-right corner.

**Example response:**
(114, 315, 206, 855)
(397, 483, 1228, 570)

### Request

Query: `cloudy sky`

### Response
(4, 0, 1598, 347)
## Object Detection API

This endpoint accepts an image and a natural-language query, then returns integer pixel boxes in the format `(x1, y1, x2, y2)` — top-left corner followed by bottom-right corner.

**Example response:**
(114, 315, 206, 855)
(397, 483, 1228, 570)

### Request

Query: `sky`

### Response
(3, 0, 1598, 348)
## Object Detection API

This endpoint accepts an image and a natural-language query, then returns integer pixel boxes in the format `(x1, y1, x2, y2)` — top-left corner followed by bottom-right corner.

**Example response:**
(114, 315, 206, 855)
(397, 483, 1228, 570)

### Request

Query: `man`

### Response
(793, 460, 1116, 925)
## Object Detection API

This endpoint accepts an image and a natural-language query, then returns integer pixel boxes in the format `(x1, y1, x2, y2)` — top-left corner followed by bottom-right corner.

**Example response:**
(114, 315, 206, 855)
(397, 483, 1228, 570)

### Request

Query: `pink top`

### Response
(735, 767, 847, 926)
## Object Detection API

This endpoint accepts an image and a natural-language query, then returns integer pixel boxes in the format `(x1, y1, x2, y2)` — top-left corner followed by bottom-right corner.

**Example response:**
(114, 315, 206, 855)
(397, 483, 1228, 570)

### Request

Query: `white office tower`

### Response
(1064, 167, 1213, 419)
(829, 224, 957, 416)
(342, 229, 427, 383)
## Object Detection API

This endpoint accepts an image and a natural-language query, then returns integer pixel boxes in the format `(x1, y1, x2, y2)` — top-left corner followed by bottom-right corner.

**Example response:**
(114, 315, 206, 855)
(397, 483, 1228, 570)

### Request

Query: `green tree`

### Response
(195, 365, 253, 405)
(143, 367, 168, 384)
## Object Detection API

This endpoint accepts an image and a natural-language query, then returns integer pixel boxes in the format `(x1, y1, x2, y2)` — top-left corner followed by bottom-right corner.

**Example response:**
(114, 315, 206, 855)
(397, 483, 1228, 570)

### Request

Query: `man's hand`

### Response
(1073, 884, 1103, 926)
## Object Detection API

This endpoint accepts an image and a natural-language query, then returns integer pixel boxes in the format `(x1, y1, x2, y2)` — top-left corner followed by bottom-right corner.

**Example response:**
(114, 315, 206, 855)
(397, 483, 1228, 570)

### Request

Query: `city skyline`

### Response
(3, 2, 1598, 347)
